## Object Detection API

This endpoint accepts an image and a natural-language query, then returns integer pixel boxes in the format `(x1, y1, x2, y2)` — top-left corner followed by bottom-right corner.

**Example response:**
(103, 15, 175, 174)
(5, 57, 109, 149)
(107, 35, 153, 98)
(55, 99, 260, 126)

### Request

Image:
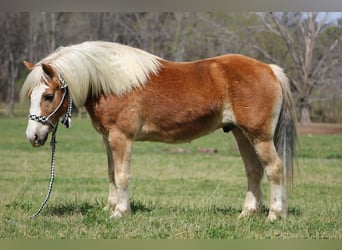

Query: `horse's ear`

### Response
(41, 63, 56, 80)
(23, 60, 35, 71)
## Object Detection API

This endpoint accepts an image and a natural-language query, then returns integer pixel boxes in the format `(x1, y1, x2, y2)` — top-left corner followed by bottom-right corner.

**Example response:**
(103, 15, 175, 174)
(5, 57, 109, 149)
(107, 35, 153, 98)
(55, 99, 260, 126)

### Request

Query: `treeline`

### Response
(0, 12, 341, 123)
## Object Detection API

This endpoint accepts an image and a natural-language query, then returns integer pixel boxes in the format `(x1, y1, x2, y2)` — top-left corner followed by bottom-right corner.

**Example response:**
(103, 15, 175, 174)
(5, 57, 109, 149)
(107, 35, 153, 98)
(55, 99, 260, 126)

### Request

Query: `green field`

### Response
(0, 116, 341, 239)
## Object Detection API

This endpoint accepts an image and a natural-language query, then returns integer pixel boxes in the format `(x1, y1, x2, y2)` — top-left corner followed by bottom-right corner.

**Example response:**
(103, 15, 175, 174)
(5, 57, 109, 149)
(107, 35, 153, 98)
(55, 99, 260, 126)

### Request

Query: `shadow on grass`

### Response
(254, 206, 302, 218)
(45, 201, 97, 216)
(36, 200, 153, 216)
(131, 200, 153, 214)
(5, 200, 98, 217)
(131, 200, 242, 216)
(8, 199, 301, 218)
(288, 207, 302, 217)
(211, 207, 241, 216)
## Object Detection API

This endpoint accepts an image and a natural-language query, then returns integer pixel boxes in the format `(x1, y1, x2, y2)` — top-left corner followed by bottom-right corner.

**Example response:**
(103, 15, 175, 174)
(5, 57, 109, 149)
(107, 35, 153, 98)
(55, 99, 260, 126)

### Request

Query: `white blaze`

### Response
(26, 84, 50, 146)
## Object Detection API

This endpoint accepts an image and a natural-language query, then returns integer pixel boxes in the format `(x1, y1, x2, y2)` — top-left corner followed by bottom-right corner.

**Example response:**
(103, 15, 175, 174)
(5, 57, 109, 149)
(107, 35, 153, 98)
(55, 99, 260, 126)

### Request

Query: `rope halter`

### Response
(28, 72, 72, 219)
(28, 73, 73, 129)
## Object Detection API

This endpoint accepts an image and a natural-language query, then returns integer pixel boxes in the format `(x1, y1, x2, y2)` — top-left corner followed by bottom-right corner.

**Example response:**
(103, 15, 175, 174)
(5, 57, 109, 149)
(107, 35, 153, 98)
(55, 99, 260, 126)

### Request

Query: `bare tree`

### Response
(25, 12, 63, 65)
(256, 12, 341, 124)
(0, 13, 29, 117)
(41, 12, 57, 52)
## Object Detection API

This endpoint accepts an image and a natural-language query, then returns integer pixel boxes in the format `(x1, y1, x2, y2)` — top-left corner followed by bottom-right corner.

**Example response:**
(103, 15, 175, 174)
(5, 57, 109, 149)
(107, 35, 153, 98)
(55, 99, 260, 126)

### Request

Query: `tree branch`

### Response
(312, 36, 341, 82)
(267, 12, 305, 78)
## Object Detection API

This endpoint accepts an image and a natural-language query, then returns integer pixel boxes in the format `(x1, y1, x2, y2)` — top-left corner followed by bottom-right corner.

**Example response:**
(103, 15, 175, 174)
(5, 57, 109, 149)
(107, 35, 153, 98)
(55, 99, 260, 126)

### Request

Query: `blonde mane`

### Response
(21, 41, 162, 107)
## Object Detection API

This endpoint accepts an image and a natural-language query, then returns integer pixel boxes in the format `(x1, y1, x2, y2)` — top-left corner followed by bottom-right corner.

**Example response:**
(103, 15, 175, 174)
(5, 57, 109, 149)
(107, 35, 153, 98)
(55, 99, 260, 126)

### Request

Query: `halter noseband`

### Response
(28, 73, 73, 129)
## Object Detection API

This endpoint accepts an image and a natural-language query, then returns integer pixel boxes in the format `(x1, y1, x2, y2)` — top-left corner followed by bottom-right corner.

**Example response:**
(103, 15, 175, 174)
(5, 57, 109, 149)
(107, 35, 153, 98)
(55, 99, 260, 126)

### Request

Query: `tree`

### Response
(0, 13, 29, 117)
(256, 12, 342, 124)
(0, 12, 60, 117)
(27, 12, 62, 63)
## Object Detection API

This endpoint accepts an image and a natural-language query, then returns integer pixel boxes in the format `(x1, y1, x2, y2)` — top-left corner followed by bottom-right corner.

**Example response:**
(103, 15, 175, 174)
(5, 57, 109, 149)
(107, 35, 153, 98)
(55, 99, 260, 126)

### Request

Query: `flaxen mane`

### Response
(21, 41, 162, 107)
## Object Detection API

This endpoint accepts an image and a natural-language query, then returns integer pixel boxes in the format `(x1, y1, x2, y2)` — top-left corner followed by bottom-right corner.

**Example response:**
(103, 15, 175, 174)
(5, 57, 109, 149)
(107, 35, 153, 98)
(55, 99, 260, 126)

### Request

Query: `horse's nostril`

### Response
(34, 134, 38, 140)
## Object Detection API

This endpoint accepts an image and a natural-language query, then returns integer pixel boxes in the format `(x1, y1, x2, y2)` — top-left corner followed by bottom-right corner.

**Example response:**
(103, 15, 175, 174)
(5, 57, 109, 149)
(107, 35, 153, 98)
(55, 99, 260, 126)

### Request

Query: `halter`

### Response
(29, 72, 72, 219)
(28, 73, 73, 129)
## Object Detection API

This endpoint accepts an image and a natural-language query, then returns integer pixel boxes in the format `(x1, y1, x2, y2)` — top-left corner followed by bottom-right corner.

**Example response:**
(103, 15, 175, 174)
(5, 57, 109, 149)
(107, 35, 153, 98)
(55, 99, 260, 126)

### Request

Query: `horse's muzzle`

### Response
(29, 133, 48, 147)
(26, 121, 50, 147)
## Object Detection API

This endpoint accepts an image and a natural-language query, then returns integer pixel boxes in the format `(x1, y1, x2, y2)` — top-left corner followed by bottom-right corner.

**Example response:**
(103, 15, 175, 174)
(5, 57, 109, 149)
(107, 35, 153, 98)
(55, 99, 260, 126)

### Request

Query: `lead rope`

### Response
(28, 73, 72, 219)
(29, 123, 58, 219)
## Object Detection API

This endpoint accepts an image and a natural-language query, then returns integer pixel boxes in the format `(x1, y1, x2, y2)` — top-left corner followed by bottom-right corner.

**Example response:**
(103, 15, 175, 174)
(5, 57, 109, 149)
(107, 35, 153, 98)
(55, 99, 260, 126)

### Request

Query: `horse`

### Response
(21, 41, 297, 221)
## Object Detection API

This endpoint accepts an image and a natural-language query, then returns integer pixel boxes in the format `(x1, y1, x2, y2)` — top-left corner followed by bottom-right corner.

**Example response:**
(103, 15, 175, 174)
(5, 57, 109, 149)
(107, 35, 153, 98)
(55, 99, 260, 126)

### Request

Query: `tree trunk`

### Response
(173, 12, 190, 61)
(5, 50, 17, 118)
(41, 12, 56, 52)
(28, 13, 39, 62)
(299, 96, 312, 124)
(5, 71, 17, 118)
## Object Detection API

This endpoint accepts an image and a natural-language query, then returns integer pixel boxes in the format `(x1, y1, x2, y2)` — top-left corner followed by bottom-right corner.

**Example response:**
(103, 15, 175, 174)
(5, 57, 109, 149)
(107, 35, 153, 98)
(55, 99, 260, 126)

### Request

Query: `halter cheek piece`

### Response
(28, 73, 73, 129)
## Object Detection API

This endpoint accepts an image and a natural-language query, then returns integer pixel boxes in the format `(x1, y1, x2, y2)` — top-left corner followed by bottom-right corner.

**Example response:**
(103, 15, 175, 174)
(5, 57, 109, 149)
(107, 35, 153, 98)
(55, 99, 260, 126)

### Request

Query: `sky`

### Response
(324, 12, 342, 23)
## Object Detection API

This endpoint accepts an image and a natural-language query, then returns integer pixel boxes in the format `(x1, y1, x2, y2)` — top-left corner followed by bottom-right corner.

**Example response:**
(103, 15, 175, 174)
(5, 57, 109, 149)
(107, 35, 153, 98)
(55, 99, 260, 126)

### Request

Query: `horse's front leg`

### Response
(107, 131, 133, 218)
(103, 136, 117, 212)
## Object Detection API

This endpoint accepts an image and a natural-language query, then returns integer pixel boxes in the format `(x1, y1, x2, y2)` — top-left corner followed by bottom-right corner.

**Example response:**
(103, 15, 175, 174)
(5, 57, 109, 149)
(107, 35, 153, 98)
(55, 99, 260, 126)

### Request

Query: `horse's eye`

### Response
(43, 94, 54, 102)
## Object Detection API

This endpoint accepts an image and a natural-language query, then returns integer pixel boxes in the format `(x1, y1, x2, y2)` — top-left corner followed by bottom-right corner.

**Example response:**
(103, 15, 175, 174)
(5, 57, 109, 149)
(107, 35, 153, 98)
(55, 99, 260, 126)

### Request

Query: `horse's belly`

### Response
(136, 110, 224, 143)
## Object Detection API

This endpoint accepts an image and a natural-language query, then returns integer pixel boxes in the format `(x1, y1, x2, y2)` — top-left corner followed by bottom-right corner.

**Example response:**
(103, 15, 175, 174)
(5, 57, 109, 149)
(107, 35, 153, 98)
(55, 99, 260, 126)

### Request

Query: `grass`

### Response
(0, 114, 341, 239)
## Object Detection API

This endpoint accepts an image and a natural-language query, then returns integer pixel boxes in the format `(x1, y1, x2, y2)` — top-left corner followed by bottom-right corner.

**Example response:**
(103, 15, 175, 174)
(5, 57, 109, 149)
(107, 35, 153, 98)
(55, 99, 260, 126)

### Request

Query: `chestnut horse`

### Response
(21, 41, 296, 221)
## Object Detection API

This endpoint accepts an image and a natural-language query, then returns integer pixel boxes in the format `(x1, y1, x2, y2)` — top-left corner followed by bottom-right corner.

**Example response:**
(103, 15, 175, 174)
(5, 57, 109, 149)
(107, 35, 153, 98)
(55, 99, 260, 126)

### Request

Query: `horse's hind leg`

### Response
(253, 140, 286, 221)
(232, 128, 264, 218)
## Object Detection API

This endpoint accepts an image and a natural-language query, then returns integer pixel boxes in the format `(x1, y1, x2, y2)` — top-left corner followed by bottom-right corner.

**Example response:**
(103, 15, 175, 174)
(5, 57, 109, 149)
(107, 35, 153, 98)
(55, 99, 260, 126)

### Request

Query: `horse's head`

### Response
(23, 61, 71, 147)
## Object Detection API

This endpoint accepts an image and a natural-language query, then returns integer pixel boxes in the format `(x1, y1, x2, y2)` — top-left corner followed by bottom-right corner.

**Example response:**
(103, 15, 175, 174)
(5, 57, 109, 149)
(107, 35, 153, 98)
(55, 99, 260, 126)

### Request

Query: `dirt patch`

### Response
(297, 123, 342, 135)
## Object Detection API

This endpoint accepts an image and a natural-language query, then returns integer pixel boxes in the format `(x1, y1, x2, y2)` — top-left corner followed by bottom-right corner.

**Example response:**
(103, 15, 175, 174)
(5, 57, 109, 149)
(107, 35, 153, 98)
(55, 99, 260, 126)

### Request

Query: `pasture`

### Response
(0, 114, 341, 239)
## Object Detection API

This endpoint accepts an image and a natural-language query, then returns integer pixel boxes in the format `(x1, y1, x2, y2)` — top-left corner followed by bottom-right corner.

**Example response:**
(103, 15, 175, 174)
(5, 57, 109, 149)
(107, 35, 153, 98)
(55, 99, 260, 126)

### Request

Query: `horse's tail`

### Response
(269, 64, 297, 191)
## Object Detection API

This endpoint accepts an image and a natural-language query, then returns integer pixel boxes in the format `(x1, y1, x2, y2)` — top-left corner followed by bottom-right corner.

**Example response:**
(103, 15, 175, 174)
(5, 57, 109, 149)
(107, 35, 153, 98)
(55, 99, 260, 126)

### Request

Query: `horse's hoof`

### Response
(103, 203, 115, 212)
(238, 208, 259, 219)
(110, 211, 124, 219)
(103, 205, 112, 212)
(109, 210, 129, 219)
(267, 210, 287, 221)
(109, 208, 131, 218)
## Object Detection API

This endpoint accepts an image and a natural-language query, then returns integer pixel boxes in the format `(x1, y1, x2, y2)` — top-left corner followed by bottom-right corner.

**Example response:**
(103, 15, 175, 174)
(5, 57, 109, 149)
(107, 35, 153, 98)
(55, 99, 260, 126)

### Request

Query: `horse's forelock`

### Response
(20, 66, 44, 103)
